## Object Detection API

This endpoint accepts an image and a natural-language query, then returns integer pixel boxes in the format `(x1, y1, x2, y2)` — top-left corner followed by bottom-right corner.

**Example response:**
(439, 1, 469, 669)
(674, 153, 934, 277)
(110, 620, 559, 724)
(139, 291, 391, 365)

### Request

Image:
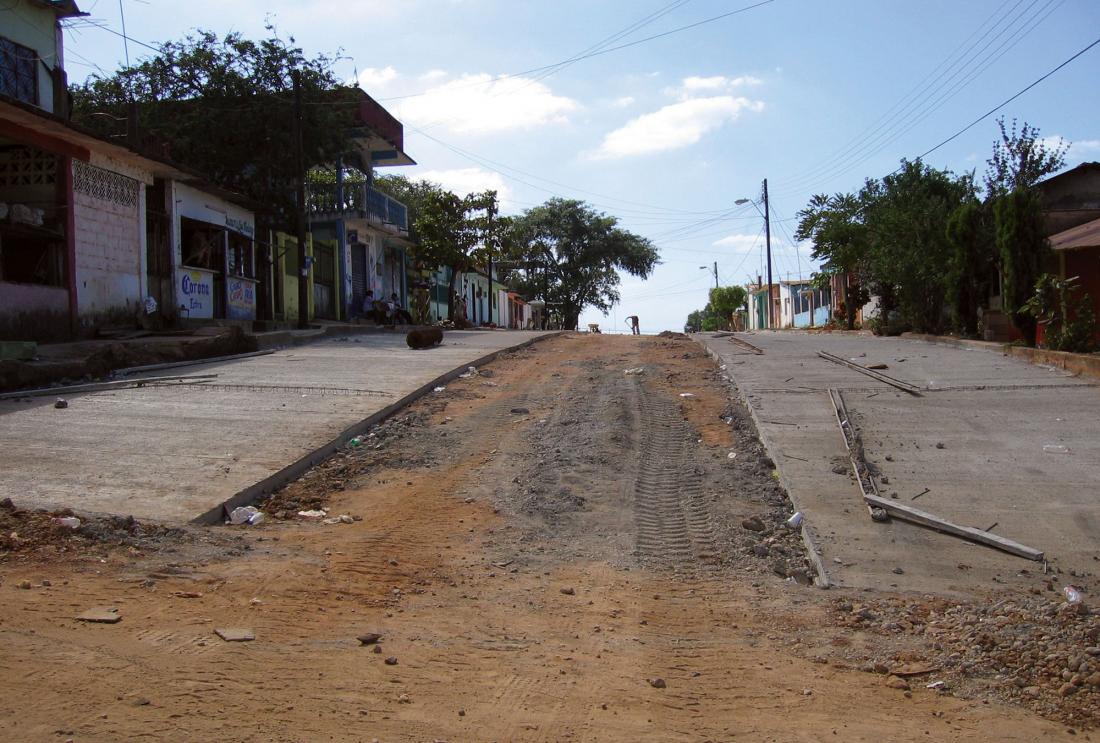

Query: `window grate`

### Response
(0, 36, 38, 106)
(73, 160, 139, 208)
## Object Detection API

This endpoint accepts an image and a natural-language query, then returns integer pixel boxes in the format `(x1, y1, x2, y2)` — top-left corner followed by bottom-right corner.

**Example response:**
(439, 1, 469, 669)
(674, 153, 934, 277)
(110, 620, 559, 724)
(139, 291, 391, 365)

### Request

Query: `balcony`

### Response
(307, 182, 408, 235)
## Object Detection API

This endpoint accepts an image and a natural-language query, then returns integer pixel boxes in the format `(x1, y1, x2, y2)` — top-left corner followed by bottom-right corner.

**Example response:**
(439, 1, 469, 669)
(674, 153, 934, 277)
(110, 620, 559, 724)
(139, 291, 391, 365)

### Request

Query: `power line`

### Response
(376, 0, 776, 102)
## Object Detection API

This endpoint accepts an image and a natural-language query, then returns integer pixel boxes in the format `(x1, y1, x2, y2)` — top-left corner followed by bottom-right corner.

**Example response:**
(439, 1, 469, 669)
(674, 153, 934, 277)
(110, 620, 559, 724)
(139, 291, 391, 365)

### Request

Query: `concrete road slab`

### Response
(0, 331, 551, 522)
(700, 331, 1100, 596)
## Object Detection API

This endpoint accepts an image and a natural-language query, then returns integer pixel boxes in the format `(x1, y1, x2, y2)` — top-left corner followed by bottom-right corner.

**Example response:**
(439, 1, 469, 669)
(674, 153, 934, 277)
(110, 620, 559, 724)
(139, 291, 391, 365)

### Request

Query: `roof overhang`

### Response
(35, 0, 87, 18)
(0, 95, 256, 210)
(1050, 215, 1100, 251)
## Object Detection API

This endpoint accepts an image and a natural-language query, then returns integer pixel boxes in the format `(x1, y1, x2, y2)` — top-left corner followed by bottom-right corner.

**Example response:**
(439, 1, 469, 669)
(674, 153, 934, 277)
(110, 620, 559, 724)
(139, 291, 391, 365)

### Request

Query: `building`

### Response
(747, 283, 779, 330)
(1, 0, 259, 340)
(779, 280, 831, 328)
(305, 90, 415, 323)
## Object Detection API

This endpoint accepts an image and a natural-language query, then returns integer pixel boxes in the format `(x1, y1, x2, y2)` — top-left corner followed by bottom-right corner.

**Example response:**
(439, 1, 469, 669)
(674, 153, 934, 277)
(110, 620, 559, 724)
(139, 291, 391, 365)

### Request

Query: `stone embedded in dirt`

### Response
(885, 675, 910, 690)
(54, 398, 68, 409)
(479, 369, 494, 377)
(384, 656, 398, 665)
(1059, 682, 1078, 697)
(398, 693, 411, 704)
(357, 633, 383, 645)
(935, 442, 946, 449)
(649, 677, 667, 689)
(17, 580, 31, 589)
(892, 567, 904, 575)
(752, 544, 770, 557)
(214, 627, 255, 642)
(831, 464, 848, 475)
(867, 363, 889, 370)
(510, 407, 530, 415)
(373, 645, 383, 654)
(76, 607, 121, 624)
(173, 591, 203, 599)
(560, 587, 576, 596)
(741, 516, 765, 532)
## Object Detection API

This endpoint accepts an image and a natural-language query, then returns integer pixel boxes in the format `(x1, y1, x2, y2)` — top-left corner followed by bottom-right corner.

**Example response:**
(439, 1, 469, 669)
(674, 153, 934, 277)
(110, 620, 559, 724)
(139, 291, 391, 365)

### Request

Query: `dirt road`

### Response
(0, 334, 1088, 741)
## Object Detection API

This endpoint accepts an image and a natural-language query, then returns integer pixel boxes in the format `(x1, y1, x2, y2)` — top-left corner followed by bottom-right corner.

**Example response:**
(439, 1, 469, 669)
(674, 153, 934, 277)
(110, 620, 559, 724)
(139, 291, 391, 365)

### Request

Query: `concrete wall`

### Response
(2, 1, 60, 113)
(71, 157, 149, 332)
(0, 281, 69, 341)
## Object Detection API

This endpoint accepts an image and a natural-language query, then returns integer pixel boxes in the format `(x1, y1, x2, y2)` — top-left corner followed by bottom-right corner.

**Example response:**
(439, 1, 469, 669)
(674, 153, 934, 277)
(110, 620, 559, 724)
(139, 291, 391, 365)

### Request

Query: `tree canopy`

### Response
(507, 199, 659, 329)
(70, 27, 355, 225)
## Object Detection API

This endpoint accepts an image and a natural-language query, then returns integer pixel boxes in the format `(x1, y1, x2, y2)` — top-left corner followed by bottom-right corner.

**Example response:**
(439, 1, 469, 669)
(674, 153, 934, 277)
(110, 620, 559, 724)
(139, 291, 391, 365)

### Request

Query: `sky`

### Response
(58, 0, 1100, 333)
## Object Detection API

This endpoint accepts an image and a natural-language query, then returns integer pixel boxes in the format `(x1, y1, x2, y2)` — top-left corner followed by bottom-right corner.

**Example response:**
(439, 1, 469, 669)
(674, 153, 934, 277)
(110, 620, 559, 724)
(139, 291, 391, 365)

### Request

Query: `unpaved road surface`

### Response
(0, 334, 1090, 741)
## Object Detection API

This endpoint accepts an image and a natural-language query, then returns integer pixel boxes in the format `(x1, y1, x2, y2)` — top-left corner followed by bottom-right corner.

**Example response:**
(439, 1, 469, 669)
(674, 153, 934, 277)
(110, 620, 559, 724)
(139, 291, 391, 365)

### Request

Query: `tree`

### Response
(70, 27, 354, 226)
(377, 175, 500, 322)
(860, 160, 975, 333)
(984, 117, 1067, 197)
(994, 187, 1049, 345)
(508, 199, 659, 329)
(795, 192, 869, 330)
(709, 286, 747, 321)
(945, 199, 996, 336)
(685, 309, 705, 333)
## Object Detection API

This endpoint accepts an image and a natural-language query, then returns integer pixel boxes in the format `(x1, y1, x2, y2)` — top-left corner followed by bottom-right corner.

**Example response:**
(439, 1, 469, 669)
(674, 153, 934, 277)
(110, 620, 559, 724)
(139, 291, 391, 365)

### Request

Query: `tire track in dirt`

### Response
(630, 379, 717, 569)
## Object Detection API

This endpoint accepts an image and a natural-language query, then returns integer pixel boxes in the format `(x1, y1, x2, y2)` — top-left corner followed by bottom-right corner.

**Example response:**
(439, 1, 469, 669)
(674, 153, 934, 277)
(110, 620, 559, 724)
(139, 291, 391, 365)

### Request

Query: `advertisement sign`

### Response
(177, 268, 215, 319)
(227, 277, 257, 320)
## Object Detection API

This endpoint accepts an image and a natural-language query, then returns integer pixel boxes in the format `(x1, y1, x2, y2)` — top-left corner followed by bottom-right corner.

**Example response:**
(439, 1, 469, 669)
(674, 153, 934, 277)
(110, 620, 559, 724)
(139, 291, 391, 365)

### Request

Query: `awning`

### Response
(1050, 216, 1100, 251)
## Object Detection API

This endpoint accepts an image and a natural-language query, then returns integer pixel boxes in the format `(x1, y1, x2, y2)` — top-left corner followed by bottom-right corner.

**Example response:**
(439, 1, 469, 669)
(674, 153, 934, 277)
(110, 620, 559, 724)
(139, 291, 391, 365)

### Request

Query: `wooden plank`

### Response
(863, 493, 1044, 561)
(817, 350, 923, 396)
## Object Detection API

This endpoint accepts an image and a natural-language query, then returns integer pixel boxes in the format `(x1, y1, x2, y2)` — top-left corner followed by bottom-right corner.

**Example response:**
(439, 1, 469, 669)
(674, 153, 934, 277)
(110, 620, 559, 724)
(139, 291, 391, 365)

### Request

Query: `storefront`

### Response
(171, 181, 256, 321)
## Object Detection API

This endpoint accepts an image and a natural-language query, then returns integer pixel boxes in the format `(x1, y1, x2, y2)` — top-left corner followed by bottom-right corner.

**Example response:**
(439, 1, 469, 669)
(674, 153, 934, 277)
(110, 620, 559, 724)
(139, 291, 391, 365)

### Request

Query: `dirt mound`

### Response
(0, 499, 193, 555)
(657, 330, 688, 340)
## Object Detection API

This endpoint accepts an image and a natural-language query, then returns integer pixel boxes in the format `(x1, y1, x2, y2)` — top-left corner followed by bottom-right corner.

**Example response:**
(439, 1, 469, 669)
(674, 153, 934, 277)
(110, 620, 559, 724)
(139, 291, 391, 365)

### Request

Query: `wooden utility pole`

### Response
(713, 261, 719, 289)
(763, 178, 774, 329)
(293, 70, 309, 329)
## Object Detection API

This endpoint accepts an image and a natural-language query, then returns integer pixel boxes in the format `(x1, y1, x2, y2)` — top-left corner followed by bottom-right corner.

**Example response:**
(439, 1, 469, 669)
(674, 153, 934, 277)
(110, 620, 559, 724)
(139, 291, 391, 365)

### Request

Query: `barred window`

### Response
(0, 36, 38, 106)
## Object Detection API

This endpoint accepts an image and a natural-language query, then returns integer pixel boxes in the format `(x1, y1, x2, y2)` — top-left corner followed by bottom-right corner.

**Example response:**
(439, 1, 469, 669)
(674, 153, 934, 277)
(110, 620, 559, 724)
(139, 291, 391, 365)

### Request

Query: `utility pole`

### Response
(293, 69, 309, 330)
(763, 177, 773, 329)
(486, 201, 496, 327)
(713, 261, 719, 289)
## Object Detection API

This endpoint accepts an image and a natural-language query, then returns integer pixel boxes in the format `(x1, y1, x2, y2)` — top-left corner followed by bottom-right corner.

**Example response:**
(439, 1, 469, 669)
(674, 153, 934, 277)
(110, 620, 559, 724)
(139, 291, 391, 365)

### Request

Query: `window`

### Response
(0, 37, 39, 106)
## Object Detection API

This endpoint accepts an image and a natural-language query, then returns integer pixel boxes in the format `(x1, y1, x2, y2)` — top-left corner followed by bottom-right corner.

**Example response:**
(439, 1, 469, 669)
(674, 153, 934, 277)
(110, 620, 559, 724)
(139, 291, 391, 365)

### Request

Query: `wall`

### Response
(71, 156, 149, 331)
(1041, 165, 1100, 235)
(3, 1, 60, 113)
(0, 281, 68, 341)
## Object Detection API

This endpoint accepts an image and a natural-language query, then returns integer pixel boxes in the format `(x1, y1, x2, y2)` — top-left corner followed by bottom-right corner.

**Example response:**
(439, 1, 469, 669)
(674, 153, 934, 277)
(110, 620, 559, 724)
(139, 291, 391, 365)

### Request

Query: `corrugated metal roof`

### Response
(1050, 216, 1100, 251)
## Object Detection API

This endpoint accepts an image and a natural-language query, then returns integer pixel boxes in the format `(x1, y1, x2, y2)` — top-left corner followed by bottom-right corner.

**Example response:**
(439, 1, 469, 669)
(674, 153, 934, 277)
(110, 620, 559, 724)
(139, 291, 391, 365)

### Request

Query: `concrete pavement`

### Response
(0, 330, 553, 522)
(700, 331, 1100, 596)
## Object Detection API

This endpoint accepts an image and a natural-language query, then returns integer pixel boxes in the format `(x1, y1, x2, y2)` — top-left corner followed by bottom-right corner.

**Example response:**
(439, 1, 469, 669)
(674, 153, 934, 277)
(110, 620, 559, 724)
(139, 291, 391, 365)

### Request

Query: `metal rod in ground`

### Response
(727, 335, 764, 354)
(817, 350, 923, 396)
(0, 374, 219, 400)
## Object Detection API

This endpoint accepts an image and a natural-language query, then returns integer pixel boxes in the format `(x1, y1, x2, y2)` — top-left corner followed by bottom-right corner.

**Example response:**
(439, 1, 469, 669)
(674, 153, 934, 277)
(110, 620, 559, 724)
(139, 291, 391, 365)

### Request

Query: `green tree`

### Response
(508, 199, 659, 329)
(709, 286, 747, 322)
(984, 117, 1067, 197)
(70, 27, 353, 226)
(945, 199, 995, 336)
(795, 192, 869, 329)
(994, 188, 1049, 345)
(1023, 274, 1097, 353)
(380, 176, 499, 322)
(860, 160, 975, 333)
(685, 309, 705, 333)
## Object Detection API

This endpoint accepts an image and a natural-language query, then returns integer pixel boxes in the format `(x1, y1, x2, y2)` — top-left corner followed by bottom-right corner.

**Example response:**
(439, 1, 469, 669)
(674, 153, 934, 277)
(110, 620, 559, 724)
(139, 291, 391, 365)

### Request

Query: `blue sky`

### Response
(61, 0, 1100, 332)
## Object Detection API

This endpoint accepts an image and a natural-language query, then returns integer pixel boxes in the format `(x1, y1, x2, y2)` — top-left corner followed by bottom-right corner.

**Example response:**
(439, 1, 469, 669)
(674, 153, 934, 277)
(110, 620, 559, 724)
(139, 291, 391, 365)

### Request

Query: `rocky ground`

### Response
(0, 333, 1091, 741)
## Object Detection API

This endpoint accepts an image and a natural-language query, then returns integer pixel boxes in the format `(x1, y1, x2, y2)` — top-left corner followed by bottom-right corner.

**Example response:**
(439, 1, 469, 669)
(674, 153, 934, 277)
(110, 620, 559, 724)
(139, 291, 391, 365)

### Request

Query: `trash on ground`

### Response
(727, 451, 738, 460)
(52, 516, 81, 529)
(54, 398, 68, 409)
(348, 436, 364, 447)
(458, 366, 478, 378)
(297, 509, 327, 519)
(433, 386, 446, 393)
(679, 393, 695, 398)
(1064, 586, 1083, 604)
(624, 367, 645, 376)
(1043, 444, 1069, 454)
(229, 506, 265, 526)
(785, 511, 804, 530)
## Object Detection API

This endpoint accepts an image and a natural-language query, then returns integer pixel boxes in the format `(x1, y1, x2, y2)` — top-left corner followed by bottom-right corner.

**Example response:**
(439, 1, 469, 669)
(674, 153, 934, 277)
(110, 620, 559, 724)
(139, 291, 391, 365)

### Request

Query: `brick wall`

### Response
(72, 160, 144, 330)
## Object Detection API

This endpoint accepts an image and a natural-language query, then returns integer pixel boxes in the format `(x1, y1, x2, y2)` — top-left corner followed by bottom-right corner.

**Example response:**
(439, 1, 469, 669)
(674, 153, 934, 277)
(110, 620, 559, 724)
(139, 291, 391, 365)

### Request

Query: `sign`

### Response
(225, 215, 255, 238)
(177, 268, 215, 319)
(227, 277, 257, 320)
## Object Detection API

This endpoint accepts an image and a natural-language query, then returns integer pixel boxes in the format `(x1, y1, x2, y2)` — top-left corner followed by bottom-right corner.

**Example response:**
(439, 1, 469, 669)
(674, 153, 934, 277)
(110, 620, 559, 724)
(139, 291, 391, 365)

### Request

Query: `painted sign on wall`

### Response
(177, 268, 215, 319)
(227, 277, 257, 320)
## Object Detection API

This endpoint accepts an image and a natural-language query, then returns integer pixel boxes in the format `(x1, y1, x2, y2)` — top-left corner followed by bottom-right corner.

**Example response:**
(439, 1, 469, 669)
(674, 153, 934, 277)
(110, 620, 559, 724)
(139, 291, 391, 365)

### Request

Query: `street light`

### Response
(734, 181, 773, 328)
(700, 263, 718, 289)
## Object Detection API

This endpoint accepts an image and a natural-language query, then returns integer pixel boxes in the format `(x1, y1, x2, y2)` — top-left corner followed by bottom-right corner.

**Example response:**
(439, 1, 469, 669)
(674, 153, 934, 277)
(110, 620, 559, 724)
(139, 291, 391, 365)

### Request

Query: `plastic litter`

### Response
(1064, 586, 1083, 604)
(623, 367, 645, 376)
(53, 516, 81, 529)
(54, 398, 68, 409)
(348, 436, 364, 447)
(458, 366, 478, 379)
(433, 386, 446, 393)
(786, 511, 804, 530)
(1043, 444, 1069, 454)
(679, 393, 695, 398)
(229, 506, 264, 526)
(727, 452, 738, 460)
(297, 509, 327, 520)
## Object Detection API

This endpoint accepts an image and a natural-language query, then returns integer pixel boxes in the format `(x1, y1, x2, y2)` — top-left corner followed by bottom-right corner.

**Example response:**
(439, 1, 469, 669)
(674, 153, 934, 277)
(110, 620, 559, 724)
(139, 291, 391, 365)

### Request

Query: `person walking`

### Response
(626, 315, 640, 335)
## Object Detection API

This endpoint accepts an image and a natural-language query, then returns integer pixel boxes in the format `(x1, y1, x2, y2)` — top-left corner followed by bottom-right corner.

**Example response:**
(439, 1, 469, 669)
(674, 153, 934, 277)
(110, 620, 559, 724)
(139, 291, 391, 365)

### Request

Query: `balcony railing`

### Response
(307, 182, 408, 233)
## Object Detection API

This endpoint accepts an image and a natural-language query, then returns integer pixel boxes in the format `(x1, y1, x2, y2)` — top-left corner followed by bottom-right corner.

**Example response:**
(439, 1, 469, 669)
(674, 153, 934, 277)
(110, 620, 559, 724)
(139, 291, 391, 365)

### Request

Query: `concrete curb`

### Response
(194, 331, 565, 524)
(899, 332, 1004, 354)
(698, 339, 832, 589)
(901, 332, 1100, 381)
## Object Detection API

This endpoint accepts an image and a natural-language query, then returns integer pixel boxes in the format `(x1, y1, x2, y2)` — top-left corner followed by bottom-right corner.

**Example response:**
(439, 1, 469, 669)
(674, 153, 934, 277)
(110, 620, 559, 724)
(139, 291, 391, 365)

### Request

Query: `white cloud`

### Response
(419, 69, 448, 82)
(1041, 136, 1100, 154)
(612, 96, 635, 108)
(413, 167, 512, 201)
(591, 96, 764, 160)
(669, 75, 763, 99)
(712, 233, 763, 253)
(357, 66, 398, 91)
(392, 74, 578, 135)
